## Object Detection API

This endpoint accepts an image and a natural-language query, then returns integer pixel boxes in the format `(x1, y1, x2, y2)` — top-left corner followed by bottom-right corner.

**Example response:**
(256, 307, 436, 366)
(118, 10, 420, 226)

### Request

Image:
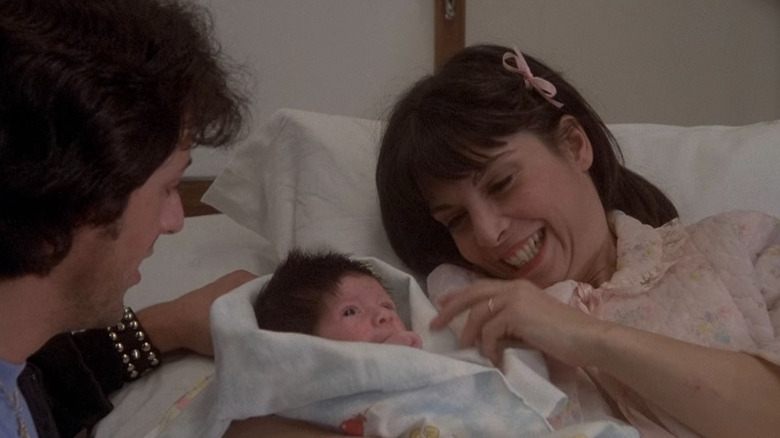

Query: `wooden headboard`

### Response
(181, 0, 466, 217)
(180, 179, 219, 217)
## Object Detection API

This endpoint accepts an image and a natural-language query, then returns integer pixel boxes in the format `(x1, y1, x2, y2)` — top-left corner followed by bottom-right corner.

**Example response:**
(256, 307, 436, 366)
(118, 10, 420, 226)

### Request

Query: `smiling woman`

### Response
(376, 44, 780, 437)
(423, 126, 615, 288)
(377, 45, 677, 279)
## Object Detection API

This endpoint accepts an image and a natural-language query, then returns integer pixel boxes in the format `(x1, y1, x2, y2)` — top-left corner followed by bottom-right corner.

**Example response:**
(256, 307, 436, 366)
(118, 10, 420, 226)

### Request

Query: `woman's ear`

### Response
(558, 115, 593, 172)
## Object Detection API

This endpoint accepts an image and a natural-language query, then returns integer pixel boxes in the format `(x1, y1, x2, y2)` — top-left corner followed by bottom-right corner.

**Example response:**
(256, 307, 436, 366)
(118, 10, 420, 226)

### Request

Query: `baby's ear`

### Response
(558, 116, 593, 172)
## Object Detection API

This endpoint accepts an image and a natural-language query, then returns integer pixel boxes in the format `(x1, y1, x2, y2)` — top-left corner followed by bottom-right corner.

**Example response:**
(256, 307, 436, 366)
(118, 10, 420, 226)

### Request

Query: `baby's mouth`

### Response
(503, 229, 544, 269)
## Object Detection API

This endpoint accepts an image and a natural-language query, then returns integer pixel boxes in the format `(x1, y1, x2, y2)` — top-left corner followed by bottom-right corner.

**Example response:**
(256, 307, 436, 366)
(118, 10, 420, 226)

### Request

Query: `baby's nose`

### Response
(374, 308, 394, 325)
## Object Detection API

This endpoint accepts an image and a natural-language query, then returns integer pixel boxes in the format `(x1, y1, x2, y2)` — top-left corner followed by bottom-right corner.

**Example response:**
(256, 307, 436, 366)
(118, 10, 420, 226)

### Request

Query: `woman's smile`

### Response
(502, 228, 544, 269)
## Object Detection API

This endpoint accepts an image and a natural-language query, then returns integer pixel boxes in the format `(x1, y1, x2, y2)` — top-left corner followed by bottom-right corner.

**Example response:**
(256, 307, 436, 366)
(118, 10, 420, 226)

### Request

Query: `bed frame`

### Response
(180, 179, 219, 216)
(180, 0, 466, 217)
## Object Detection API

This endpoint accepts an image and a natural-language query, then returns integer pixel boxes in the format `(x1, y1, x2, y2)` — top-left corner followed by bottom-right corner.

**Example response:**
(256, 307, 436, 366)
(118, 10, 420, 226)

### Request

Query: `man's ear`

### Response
(558, 115, 593, 172)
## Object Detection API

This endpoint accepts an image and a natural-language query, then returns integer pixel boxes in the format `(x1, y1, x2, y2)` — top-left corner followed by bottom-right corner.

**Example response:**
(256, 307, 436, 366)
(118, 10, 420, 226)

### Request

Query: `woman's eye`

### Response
(342, 308, 357, 317)
(446, 214, 466, 231)
(488, 175, 513, 194)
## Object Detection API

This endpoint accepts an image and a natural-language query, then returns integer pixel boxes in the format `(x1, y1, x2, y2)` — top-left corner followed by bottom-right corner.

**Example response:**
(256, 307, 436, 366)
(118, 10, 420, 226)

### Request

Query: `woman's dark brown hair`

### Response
(376, 44, 677, 277)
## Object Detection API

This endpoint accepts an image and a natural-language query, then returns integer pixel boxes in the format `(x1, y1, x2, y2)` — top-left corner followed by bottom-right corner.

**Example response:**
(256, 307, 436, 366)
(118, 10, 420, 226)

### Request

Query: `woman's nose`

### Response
(471, 205, 507, 247)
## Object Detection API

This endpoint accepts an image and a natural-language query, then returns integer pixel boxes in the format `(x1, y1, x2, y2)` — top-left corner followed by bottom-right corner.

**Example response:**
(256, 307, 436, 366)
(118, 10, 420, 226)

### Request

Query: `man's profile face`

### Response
(58, 146, 191, 327)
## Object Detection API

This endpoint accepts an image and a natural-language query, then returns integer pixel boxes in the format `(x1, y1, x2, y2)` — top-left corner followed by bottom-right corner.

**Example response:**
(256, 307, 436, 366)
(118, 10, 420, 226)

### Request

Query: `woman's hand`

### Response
(136, 269, 258, 356)
(431, 279, 780, 438)
(430, 277, 609, 366)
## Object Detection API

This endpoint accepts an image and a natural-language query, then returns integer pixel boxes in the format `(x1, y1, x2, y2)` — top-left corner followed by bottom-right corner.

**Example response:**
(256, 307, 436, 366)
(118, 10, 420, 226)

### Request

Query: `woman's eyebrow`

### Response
(470, 149, 512, 186)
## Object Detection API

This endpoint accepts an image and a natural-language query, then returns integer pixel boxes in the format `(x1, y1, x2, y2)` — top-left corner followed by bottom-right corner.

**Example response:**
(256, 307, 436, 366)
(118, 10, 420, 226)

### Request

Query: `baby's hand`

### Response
(383, 331, 423, 349)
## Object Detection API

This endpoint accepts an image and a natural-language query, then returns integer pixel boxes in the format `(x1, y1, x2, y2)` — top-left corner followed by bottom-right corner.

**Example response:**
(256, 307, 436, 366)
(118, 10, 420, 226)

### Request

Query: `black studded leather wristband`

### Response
(106, 306, 161, 381)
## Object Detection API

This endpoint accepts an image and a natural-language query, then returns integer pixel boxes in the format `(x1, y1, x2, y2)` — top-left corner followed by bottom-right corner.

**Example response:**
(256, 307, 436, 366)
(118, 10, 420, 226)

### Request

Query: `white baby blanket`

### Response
(157, 258, 638, 438)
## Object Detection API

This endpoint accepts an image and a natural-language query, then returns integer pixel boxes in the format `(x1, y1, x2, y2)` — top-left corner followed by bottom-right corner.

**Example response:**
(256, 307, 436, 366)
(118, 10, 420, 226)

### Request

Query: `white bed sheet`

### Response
(95, 109, 780, 438)
(94, 214, 278, 438)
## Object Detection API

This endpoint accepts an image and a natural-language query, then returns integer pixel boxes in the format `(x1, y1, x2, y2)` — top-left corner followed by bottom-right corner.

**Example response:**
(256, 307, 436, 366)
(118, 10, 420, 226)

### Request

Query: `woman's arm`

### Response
(431, 278, 780, 438)
(223, 415, 347, 438)
(594, 322, 780, 438)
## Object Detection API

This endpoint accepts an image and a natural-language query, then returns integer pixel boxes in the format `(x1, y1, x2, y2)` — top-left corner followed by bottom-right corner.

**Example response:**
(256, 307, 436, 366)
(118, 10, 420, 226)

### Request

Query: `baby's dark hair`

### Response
(254, 249, 382, 335)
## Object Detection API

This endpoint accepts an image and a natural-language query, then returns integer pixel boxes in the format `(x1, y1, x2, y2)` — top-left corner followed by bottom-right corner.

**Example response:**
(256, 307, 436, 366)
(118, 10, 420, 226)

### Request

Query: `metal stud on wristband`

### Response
(107, 306, 162, 381)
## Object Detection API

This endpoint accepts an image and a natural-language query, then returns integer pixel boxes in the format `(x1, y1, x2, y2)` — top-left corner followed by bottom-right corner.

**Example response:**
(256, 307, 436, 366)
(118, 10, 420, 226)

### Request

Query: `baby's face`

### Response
(315, 274, 421, 348)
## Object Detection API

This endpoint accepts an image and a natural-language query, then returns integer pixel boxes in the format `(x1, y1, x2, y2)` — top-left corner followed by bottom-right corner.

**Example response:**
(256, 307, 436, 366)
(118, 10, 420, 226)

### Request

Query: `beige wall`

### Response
(198, 0, 433, 132)
(466, 0, 780, 126)
(189, 0, 434, 176)
(187, 0, 779, 176)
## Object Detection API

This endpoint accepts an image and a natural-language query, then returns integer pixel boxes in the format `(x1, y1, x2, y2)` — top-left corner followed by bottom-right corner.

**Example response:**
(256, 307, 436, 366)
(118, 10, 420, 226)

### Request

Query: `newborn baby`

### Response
(254, 248, 422, 348)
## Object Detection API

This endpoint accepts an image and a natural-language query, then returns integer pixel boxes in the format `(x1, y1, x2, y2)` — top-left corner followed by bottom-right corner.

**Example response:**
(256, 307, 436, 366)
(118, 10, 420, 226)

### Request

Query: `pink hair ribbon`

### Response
(502, 47, 564, 108)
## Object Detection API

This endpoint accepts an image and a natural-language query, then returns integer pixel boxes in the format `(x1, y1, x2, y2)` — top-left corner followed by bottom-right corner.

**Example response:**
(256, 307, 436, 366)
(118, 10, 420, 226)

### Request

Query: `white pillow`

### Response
(204, 109, 780, 270)
(612, 120, 780, 223)
(202, 109, 405, 269)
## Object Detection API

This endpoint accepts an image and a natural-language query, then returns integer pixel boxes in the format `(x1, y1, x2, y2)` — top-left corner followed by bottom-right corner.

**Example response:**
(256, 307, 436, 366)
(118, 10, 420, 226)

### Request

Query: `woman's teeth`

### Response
(504, 229, 543, 269)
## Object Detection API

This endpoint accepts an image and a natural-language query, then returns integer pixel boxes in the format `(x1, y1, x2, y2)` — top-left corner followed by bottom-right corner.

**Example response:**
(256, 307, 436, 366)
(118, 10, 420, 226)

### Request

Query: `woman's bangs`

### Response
(410, 123, 500, 183)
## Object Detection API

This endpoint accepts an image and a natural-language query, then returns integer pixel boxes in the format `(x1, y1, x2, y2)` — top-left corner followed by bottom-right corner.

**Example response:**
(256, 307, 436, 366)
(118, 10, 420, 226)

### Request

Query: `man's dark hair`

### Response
(0, 0, 248, 278)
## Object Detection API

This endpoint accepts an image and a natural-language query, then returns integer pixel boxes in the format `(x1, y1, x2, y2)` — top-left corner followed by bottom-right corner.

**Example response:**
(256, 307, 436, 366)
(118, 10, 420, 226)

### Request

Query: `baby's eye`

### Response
(382, 303, 396, 311)
(342, 308, 357, 317)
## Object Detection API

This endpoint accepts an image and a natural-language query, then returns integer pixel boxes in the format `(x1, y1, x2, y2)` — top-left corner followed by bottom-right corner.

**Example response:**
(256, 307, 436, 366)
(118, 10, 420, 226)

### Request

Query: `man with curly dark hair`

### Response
(0, 1, 254, 436)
